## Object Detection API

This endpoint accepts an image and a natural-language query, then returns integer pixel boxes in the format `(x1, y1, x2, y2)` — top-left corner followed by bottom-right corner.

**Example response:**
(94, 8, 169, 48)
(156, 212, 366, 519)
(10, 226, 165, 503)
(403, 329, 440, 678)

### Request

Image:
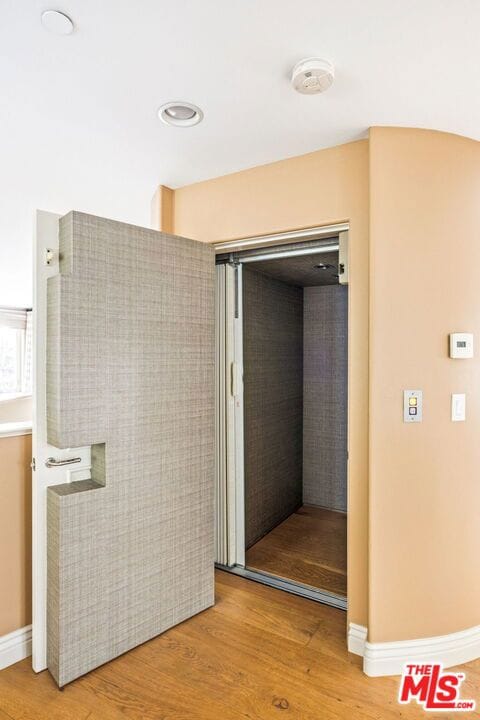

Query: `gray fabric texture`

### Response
(303, 285, 348, 511)
(250, 250, 339, 287)
(46, 211, 215, 687)
(243, 268, 303, 549)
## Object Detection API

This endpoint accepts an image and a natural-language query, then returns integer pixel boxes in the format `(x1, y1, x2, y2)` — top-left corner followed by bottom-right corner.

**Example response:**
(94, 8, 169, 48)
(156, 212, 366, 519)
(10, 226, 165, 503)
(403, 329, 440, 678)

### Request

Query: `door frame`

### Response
(214, 223, 349, 611)
(214, 263, 245, 567)
(32, 211, 92, 672)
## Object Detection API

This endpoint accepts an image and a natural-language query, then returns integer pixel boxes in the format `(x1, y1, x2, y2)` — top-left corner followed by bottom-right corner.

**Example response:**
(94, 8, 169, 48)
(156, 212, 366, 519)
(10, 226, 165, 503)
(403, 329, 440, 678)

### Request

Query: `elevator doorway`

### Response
(215, 225, 349, 610)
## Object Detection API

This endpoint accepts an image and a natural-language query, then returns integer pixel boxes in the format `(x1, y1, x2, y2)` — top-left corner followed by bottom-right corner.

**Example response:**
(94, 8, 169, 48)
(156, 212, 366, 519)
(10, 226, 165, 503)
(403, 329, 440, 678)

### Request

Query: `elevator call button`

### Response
(404, 390, 423, 422)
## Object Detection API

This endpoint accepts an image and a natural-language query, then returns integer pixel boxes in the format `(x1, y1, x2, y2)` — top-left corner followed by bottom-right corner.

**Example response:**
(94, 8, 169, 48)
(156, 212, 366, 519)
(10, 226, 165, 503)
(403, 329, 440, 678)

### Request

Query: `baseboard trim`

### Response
(364, 624, 480, 677)
(0, 625, 32, 671)
(348, 622, 367, 657)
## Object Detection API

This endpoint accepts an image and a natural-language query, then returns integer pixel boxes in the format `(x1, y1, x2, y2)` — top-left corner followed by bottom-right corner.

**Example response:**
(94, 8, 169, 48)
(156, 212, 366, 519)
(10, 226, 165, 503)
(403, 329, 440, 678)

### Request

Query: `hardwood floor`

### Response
(246, 505, 347, 595)
(2, 571, 477, 719)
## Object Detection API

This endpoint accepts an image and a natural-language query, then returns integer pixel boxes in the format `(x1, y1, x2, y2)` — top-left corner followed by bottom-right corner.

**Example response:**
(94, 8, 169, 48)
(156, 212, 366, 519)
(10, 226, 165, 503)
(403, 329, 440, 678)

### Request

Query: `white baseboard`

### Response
(348, 622, 367, 656)
(0, 625, 32, 671)
(363, 624, 480, 677)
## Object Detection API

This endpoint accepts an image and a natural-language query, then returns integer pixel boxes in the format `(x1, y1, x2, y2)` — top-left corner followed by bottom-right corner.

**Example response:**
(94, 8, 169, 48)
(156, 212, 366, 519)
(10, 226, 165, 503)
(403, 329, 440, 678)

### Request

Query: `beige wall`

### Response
(156, 140, 370, 629)
(368, 127, 480, 642)
(0, 433, 32, 636)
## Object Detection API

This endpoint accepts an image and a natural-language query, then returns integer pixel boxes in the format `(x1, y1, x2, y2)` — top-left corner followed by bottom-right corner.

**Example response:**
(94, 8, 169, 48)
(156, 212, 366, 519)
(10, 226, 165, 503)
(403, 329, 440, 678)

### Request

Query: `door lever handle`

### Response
(45, 456, 82, 468)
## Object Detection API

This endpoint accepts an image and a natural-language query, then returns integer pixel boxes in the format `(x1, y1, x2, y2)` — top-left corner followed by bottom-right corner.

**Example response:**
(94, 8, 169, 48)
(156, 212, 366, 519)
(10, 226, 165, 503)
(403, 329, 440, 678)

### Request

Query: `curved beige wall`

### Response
(159, 140, 370, 629)
(369, 127, 480, 642)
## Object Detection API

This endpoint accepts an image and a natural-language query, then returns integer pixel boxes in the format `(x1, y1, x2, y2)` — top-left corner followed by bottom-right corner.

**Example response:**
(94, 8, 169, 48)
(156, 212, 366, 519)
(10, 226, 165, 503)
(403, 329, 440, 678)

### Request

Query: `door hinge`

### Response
(44, 248, 55, 266)
(31, 457, 36, 471)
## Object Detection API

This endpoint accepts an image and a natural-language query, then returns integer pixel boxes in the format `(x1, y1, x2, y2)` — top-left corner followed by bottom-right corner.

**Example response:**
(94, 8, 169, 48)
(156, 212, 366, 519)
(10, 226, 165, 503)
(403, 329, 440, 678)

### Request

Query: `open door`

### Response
(33, 211, 215, 686)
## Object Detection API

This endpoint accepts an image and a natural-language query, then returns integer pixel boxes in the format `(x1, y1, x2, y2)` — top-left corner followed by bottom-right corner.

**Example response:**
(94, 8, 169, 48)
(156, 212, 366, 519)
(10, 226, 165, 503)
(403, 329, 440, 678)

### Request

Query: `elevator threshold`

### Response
(216, 563, 347, 611)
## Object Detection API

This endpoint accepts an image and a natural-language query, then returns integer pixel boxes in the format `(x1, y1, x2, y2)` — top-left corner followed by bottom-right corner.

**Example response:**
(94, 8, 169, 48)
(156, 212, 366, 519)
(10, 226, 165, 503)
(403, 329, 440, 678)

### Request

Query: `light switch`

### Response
(404, 390, 422, 422)
(451, 393, 466, 422)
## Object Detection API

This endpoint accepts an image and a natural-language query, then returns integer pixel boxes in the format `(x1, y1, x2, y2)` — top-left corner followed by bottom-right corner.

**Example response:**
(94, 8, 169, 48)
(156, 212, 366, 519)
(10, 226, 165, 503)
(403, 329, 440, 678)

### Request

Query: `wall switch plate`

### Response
(451, 393, 466, 422)
(404, 390, 422, 422)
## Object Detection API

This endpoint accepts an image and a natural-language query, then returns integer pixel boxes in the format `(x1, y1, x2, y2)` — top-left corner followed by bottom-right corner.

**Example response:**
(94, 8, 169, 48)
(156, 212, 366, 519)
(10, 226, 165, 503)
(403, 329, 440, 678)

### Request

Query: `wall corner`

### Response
(151, 185, 175, 234)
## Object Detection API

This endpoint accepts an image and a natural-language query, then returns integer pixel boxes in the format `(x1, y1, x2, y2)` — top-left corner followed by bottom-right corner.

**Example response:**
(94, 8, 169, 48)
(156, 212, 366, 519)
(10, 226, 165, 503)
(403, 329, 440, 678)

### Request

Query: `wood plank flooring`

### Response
(246, 505, 347, 595)
(2, 571, 478, 719)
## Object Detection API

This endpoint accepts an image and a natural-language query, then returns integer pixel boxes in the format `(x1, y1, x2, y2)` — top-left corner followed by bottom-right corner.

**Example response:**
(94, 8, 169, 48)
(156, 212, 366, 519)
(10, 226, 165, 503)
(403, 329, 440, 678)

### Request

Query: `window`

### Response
(0, 308, 32, 397)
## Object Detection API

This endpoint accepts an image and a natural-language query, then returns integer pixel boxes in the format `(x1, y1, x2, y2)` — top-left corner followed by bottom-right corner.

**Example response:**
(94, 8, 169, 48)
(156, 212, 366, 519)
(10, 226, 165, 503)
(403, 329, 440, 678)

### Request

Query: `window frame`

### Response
(0, 307, 32, 400)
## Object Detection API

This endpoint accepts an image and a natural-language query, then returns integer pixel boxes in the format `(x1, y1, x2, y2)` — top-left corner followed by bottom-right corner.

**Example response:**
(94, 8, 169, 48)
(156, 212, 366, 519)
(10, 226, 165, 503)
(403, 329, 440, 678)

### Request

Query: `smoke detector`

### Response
(291, 58, 334, 95)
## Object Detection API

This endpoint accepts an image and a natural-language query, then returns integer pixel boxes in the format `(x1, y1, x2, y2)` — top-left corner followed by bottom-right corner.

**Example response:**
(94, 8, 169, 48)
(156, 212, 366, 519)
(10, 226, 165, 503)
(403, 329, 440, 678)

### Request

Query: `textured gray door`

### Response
(46, 212, 215, 687)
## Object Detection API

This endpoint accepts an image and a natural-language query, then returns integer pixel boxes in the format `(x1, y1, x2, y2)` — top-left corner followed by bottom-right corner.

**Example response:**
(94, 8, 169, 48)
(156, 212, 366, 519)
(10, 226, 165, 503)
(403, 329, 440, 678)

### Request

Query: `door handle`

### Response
(45, 456, 82, 468)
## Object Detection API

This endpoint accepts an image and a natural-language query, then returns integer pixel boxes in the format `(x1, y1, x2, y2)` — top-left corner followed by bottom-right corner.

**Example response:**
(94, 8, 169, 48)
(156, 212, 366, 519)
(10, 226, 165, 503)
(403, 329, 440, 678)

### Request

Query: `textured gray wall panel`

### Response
(303, 285, 348, 510)
(243, 268, 303, 549)
(46, 212, 215, 686)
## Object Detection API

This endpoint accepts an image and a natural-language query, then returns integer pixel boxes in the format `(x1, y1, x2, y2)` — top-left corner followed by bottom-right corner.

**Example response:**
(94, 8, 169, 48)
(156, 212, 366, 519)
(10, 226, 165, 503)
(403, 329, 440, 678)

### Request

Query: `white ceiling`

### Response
(1, 0, 479, 306)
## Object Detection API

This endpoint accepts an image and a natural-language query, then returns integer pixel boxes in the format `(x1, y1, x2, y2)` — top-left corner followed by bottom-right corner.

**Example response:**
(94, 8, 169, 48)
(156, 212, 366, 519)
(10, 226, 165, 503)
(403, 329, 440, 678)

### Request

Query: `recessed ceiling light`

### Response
(41, 9, 74, 35)
(158, 102, 203, 127)
(314, 263, 334, 270)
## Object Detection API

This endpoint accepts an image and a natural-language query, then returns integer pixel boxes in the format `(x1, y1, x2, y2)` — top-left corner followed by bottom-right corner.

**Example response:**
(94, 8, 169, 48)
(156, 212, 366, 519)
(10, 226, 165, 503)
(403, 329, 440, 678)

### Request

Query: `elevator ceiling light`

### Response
(41, 10, 74, 35)
(158, 102, 203, 127)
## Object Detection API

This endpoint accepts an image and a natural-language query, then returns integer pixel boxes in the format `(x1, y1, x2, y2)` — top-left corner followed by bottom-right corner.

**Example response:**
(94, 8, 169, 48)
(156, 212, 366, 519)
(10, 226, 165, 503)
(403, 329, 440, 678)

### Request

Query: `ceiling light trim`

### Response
(157, 101, 203, 127)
